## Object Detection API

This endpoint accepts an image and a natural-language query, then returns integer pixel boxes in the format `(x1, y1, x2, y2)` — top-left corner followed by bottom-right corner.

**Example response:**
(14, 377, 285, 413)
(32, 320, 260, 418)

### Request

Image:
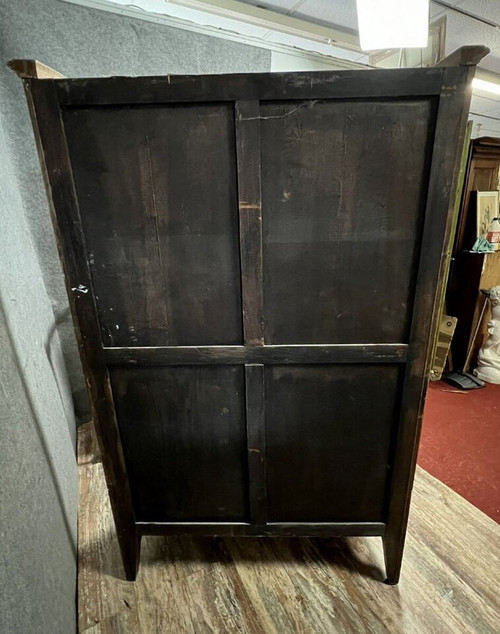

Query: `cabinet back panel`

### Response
(261, 99, 436, 344)
(63, 104, 243, 347)
(265, 364, 403, 522)
(21, 61, 477, 579)
(109, 365, 248, 522)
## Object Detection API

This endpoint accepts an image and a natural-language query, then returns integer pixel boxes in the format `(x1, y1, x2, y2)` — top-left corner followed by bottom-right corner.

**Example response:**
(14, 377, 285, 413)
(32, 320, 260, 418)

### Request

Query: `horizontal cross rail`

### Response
(104, 344, 407, 365)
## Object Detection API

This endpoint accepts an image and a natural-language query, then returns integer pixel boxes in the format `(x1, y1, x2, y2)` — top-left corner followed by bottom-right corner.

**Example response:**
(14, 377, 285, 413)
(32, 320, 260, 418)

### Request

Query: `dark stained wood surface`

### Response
(235, 101, 264, 346)
(265, 365, 403, 522)
(54, 66, 456, 106)
(136, 522, 385, 537)
(260, 98, 435, 344)
(103, 344, 408, 365)
(244, 364, 267, 525)
(16, 52, 485, 582)
(436, 44, 491, 67)
(63, 104, 243, 347)
(110, 366, 248, 522)
(24, 80, 140, 580)
(384, 64, 477, 584)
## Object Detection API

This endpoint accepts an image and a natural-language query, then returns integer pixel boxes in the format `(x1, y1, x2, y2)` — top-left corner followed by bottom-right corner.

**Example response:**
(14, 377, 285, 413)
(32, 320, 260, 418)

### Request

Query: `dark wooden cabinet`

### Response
(12, 47, 485, 584)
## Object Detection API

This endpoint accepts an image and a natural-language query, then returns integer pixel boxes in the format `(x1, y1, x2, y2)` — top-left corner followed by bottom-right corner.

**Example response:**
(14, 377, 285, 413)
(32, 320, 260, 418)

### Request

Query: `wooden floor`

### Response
(78, 422, 500, 633)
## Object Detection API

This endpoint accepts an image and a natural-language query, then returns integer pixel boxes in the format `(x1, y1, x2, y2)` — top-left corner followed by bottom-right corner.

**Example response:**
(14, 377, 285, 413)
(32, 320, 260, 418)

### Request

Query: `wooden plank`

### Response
(103, 343, 408, 365)
(244, 365, 266, 524)
(24, 79, 140, 580)
(109, 366, 249, 522)
(55, 67, 450, 107)
(235, 101, 263, 346)
(260, 97, 435, 344)
(135, 522, 385, 537)
(265, 365, 403, 523)
(62, 103, 243, 347)
(78, 458, 137, 633)
(384, 64, 477, 585)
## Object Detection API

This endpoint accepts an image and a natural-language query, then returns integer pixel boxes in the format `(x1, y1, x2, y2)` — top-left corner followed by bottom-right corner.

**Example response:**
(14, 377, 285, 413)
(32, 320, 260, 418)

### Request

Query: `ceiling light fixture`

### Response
(356, 0, 430, 51)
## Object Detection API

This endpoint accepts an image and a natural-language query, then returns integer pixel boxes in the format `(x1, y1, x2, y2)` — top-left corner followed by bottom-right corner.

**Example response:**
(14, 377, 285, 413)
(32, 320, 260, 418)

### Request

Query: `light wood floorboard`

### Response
(78, 422, 500, 633)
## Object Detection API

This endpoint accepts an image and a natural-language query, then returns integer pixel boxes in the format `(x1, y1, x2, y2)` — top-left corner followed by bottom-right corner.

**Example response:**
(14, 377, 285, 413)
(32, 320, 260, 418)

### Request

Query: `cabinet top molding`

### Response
(8, 46, 489, 82)
(8, 59, 65, 79)
(436, 45, 489, 67)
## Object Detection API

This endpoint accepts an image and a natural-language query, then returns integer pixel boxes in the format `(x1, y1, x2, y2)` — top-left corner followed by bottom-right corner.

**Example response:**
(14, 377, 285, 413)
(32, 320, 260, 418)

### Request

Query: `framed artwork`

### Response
(476, 190, 499, 239)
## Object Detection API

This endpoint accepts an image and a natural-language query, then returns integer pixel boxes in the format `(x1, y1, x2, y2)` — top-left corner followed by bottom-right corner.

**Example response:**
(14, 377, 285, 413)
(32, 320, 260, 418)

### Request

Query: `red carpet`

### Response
(418, 381, 500, 523)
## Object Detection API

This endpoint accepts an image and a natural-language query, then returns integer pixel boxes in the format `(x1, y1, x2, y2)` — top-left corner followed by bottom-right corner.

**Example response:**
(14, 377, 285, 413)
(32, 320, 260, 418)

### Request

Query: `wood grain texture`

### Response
(56, 67, 451, 107)
(265, 365, 403, 522)
(103, 344, 408, 365)
(109, 366, 248, 522)
(235, 101, 264, 346)
(384, 65, 476, 584)
(62, 103, 243, 347)
(78, 422, 500, 634)
(260, 98, 434, 344)
(8, 58, 65, 78)
(436, 45, 489, 67)
(429, 119, 472, 379)
(245, 365, 267, 524)
(135, 522, 384, 537)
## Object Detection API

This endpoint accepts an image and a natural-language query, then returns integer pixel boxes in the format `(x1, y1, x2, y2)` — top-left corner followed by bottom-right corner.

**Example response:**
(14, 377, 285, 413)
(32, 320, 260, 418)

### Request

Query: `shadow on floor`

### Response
(80, 529, 385, 583)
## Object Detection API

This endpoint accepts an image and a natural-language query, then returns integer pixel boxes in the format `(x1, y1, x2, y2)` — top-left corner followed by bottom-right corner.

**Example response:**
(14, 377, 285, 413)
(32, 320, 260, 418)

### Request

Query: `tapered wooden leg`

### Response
(119, 532, 142, 581)
(382, 534, 403, 585)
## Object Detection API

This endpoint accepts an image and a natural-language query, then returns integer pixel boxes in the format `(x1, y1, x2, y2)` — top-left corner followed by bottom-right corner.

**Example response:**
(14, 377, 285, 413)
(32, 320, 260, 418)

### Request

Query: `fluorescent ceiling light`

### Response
(356, 0, 429, 51)
(472, 77, 500, 96)
(168, 0, 360, 49)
